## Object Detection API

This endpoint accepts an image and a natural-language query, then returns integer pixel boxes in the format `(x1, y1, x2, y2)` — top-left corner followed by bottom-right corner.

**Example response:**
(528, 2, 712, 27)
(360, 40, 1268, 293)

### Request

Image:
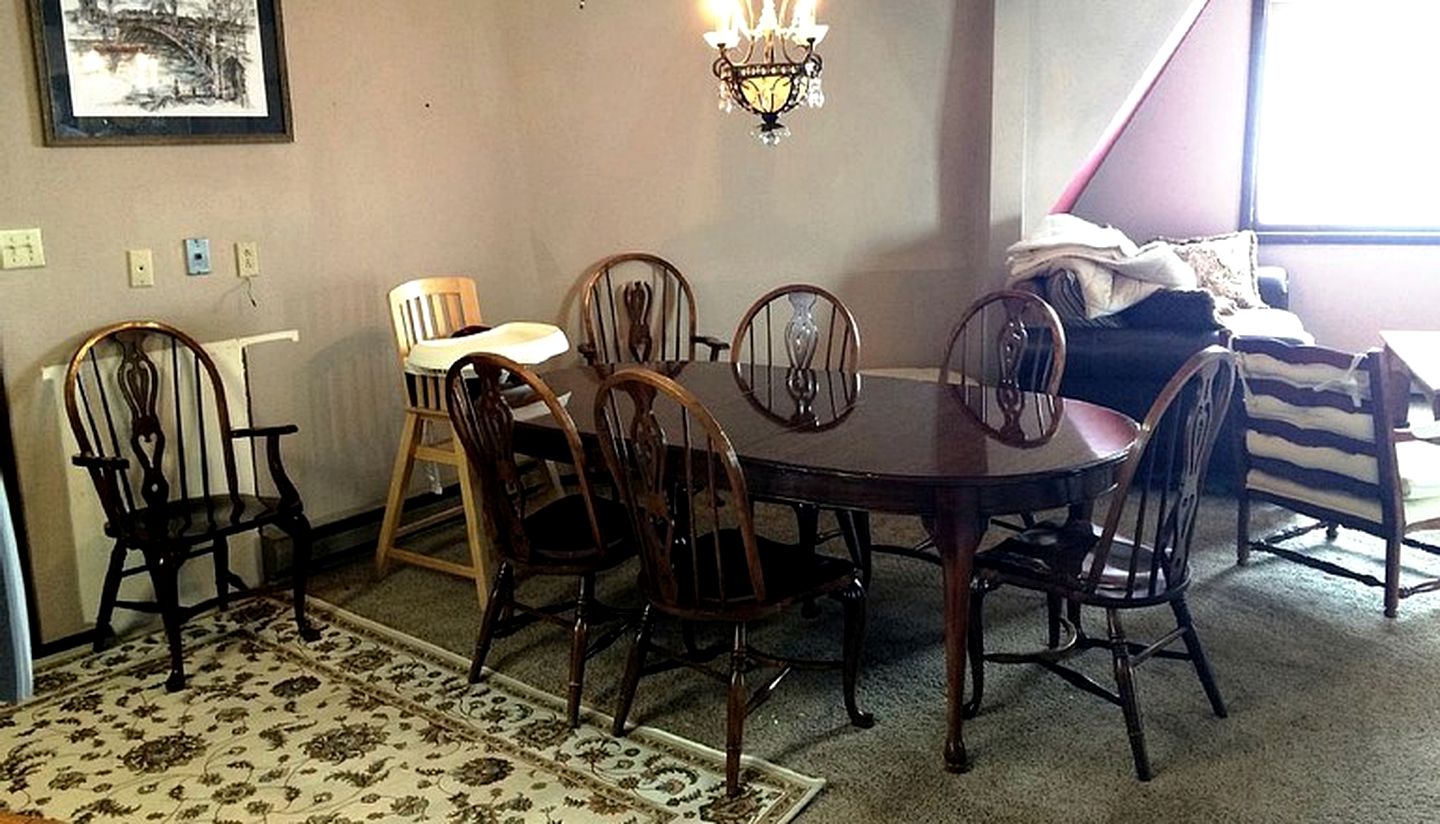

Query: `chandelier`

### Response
(704, 0, 829, 146)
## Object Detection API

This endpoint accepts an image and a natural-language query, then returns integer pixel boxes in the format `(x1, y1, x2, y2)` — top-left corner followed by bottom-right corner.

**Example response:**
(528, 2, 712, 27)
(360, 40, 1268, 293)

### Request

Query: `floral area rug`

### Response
(0, 598, 822, 823)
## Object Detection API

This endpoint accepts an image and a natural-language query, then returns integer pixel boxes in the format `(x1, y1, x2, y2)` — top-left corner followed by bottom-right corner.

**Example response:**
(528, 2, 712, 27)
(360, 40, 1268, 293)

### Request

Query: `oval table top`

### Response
(528, 361, 1139, 516)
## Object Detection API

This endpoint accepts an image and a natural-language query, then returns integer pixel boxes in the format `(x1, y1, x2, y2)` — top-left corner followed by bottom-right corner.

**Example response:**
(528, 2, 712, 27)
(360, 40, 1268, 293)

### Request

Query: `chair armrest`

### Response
(232, 425, 303, 507)
(577, 341, 598, 366)
(1257, 266, 1289, 310)
(694, 335, 730, 362)
(71, 453, 128, 471)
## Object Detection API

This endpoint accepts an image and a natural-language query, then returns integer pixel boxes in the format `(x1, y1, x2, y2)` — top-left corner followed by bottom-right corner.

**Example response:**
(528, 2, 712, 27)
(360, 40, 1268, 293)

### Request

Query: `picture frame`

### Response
(26, 0, 293, 146)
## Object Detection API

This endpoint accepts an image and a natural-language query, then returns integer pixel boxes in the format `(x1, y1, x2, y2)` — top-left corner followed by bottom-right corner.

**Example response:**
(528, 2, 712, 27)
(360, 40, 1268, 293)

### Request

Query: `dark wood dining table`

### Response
(513, 360, 1138, 772)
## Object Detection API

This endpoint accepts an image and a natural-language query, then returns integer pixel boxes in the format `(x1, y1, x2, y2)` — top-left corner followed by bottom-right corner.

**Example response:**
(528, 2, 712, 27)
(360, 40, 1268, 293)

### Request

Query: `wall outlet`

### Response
(127, 249, 154, 288)
(235, 241, 260, 278)
(0, 228, 45, 270)
(184, 237, 211, 275)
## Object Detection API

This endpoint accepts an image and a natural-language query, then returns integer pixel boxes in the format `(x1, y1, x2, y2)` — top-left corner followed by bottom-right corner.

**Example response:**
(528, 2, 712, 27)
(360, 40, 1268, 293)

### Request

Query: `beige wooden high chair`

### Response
(375, 277, 493, 606)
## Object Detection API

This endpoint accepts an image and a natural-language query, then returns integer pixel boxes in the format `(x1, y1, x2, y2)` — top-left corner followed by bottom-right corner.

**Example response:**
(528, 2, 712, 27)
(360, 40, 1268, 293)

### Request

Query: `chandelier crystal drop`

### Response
(704, 0, 828, 146)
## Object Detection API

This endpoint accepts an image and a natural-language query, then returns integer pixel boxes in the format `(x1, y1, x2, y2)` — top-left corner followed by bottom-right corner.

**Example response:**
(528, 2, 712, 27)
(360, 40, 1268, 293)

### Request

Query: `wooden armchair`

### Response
(577, 253, 728, 365)
(1235, 338, 1440, 616)
(63, 321, 317, 692)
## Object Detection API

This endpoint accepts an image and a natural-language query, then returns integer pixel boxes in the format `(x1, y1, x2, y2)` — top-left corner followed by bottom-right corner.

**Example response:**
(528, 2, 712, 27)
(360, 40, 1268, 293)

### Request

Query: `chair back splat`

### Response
(943, 289, 1066, 394)
(729, 283, 860, 373)
(579, 253, 728, 365)
(594, 369, 765, 612)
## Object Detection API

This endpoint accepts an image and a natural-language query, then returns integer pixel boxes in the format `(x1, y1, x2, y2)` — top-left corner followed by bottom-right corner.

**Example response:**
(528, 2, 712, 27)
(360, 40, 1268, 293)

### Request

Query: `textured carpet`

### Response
(4, 598, 823, 823)
(312, 495, 1440, 823)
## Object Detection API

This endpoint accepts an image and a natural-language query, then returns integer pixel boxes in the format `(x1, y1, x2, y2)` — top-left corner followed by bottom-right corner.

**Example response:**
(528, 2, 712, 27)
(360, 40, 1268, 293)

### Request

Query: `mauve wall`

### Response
(1074, 0, 1440, 351)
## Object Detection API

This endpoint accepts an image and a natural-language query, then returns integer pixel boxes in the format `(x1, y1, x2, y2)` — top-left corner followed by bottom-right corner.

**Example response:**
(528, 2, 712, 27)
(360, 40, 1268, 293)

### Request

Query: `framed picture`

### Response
(26, 0, 293, 146)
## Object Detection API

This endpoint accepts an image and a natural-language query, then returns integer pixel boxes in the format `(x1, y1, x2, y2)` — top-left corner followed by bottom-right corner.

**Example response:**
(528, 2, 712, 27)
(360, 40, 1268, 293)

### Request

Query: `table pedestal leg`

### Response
(934, 489, 984, 773)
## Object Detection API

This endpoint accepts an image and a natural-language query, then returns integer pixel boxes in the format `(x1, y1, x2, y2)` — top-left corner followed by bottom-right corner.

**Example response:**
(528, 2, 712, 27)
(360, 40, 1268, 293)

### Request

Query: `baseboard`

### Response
(261, 486, 464, 580)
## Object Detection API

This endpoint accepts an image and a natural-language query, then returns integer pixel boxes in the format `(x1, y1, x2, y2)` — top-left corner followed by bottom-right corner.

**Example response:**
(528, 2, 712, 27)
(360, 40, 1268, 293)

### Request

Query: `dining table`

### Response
(510, 360, 1139, 772)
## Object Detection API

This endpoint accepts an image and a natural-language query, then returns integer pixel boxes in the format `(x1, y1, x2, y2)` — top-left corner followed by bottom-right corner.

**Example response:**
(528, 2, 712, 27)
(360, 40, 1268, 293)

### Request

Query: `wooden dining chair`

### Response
(874, 289, 1069, 569)
(64, 320, 318, 691)
(577, 253, 729, 365)
(964, 346, 1236, 780)
(594, 367, 873, 797)
(375, 277, 494, 607)
(445, 353, 634, 727)
(1234, 338, 1440, 617)
(730, 283, 869, 579)
(941, 289, 1067, 394)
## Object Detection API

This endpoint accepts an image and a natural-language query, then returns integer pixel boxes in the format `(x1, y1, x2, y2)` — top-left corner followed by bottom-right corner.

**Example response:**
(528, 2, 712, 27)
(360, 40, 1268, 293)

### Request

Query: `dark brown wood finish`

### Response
(730, 283, 866, 579)
(522, 361, 1138, 773)
(577, 253, 729, 365)
(942, 289, 1067, 395)
(63, 320, 317, 692)
(966, 346, 1237, 781)
(593, 367, 871, 797)
(445, 353, 634, 728)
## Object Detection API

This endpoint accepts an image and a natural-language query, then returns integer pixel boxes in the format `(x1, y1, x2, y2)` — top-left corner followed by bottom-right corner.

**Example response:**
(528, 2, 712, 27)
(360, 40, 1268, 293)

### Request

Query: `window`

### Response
(1242, 0, 1440, 242)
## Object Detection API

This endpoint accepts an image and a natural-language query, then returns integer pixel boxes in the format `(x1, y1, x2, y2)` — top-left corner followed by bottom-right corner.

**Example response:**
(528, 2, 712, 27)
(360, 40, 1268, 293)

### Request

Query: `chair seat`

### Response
(662, 530, 857, 617)
(519, 494, 633, 572)
(980, 522, 1178, 604)
(110, 494, 294, 544)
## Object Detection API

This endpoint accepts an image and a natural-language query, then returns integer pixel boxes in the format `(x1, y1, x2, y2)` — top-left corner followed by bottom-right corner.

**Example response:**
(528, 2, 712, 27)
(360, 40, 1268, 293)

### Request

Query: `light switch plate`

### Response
(184, 237, 211, 275)
(0, 228, 45, 270)
(235, 241, 260, 278)
(128, 249, 154, 288)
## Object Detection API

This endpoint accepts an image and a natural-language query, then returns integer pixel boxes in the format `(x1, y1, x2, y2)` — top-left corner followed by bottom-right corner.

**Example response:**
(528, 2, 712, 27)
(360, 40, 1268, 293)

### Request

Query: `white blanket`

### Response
(1005, 214, 1196, 319)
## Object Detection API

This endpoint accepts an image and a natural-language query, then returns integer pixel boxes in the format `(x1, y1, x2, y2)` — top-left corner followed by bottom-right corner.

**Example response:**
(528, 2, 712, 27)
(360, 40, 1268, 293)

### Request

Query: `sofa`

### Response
(1036, 265, 1312, 483)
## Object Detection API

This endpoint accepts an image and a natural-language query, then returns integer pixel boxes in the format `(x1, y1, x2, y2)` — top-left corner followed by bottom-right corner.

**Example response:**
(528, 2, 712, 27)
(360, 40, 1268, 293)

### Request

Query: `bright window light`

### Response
(1246, 1, 1440, 236)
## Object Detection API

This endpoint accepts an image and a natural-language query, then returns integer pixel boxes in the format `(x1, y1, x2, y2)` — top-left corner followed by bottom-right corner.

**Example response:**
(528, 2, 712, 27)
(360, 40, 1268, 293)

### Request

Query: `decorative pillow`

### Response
(1160, 231, 1266, 313)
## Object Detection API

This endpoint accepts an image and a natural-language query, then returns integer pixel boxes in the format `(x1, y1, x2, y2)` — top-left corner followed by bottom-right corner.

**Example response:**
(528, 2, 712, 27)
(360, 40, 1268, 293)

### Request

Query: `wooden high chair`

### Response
(375, 277, 493, 606)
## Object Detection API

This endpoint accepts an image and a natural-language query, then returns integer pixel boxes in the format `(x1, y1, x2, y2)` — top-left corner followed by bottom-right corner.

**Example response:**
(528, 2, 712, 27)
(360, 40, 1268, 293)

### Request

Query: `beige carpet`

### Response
(3, 598, 823, 823)
(313, 495, 1440, 823)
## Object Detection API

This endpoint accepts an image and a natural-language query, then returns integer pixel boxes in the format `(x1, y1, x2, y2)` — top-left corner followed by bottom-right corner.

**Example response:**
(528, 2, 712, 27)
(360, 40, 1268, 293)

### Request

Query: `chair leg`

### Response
(1325, 522, 1340, 541)
(838, 580, 874, 728)
(612, 605, 654, 737)
(726, 622, 747, 798)
(566, 574, 596, 728)
(281, 514, 321, 642)
(1068, 597, 1085, 641)
(455, 438, 495, 612)
(1236, 490, 1251, 565)
(469, 561, 512, 684)
(212, 537, 230, 611)
(1107, 609, 1151, 781)
(93, 540, 129, 652)
(1046, 592, 1062, 649)
(836, 510, 873, 589)
(1385, 534, 1402, 618)
(963, 581, 987, 719)
(376, 411, 423, 577)
(146, 549, 187, 693)
(1171, 598, 1226, 718)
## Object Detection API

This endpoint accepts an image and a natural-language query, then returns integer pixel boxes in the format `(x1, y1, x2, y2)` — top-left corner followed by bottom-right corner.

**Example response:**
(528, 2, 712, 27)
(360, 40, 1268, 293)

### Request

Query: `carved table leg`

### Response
(933, 488, 984, 773)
